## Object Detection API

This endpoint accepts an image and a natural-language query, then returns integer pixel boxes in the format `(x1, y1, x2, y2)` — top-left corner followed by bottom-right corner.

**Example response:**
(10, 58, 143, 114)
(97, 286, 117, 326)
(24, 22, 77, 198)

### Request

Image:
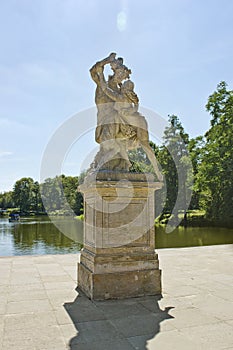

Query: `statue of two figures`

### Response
(90, 53, 163, 181)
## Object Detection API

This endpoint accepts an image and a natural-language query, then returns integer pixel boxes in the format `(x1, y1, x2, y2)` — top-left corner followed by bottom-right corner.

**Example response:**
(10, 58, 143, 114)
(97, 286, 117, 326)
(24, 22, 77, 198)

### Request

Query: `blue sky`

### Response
(0, 0, 233, 192)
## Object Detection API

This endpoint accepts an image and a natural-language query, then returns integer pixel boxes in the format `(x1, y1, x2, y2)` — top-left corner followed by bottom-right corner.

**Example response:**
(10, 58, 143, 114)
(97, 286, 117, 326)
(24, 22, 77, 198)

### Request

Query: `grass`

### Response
(75, 214, 84, 221)
(155, 210, 233, 228)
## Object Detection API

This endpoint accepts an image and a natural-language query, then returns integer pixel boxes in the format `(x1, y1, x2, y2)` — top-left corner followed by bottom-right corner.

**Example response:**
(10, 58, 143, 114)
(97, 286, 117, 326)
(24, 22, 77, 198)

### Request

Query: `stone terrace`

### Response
(0, 244, 232, 349)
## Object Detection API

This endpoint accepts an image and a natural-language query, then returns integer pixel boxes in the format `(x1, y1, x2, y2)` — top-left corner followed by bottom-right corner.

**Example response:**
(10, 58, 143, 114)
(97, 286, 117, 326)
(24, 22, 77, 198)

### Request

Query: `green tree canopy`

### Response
(0, 191, 14, 209)
(196, 81, 233, 222)
(157, 115, 193, 218)
(13, 177, 35, 213)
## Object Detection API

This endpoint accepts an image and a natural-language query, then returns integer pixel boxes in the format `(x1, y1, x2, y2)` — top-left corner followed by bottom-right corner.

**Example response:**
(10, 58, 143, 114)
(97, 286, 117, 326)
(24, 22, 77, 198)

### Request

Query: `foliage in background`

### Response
(0, 175, 83, 216)
(195, 82, 233, 223)
(157, 115, 192, 219)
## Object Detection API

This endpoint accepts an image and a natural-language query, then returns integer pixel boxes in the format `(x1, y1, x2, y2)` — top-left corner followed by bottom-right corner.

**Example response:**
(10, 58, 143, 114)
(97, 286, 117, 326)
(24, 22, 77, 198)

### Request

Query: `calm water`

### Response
(0, 216, 83, 256)
(0, 216, 232, 256)
(155, 225, 233, 248)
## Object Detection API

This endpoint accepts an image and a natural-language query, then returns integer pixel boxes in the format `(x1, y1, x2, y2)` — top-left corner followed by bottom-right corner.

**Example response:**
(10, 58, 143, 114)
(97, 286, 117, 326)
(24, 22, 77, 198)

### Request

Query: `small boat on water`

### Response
(9, 213, 20, 222)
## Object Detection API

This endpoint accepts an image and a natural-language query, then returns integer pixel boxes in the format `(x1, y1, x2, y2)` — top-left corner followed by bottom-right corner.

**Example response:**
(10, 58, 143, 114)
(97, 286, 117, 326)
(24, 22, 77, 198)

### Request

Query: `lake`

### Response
(0, 216, 83, 256)
(0, 216, 232, 256)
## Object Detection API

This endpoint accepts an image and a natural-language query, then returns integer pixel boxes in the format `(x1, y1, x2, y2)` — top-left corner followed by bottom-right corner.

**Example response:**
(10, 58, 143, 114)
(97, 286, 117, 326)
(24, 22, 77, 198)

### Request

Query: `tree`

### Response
(61, 175, 82, 214)
(73, 191, 84, 215)
(40, 175, 83, 215)
(31, 181, 44, 213)
(157, 115, 193, 221)
(128, 146, 153, 173)
(0, 174, 81, 216)
(196, 81, 233, 222)
(40, 176, 64, 213)
(13, 177, 35, 213)
(0, 191, 14, 209)
(188, 136, 205, 209)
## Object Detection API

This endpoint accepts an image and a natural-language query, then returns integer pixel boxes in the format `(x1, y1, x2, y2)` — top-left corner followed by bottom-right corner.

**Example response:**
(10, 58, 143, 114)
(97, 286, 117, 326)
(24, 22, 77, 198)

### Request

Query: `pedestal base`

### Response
(77, 171, 162, 300)
(78, 260, 161, 300)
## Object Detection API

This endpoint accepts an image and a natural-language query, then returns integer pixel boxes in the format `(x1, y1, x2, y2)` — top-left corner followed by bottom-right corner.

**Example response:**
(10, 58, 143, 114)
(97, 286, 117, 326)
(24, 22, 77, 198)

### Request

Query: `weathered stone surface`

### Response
(77, 53, 163, 300)
(78, 262, 161, 300)
(89, 53, 163, 181)
(78, 171, 162, 300)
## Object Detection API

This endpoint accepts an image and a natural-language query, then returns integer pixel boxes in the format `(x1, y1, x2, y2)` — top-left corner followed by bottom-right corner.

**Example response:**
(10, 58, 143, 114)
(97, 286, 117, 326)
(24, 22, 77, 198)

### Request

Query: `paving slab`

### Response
(69, 338, 135, 350)
(128, 329, 200, 350)
(70, 319, 124, 344)
(8, 288, 48, 302)
(0, 245, 232, 349)
(6, 298, 53, 314)
(180, 322, 233, 349)
(93, 298, 152, 319)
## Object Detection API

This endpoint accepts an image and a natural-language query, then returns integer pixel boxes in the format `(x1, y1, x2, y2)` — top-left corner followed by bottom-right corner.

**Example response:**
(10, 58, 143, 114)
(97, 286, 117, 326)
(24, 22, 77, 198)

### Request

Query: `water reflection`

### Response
(0, 217, 83, 256)
(156, 226, 233, 248)
(0, 217, 232, 256)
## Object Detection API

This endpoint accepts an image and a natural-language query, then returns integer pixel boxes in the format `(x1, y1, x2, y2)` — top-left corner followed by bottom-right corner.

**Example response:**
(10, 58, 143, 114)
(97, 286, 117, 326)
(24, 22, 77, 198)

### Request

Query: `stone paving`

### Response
(0, 244, 232, 349)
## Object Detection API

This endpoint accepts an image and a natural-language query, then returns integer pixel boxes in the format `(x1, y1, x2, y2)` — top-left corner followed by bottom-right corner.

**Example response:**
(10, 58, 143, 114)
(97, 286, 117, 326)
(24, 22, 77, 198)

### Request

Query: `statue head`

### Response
(110, 57, 131, 84)
(121, 80, 134, 92)
(113, 66, 131, 84)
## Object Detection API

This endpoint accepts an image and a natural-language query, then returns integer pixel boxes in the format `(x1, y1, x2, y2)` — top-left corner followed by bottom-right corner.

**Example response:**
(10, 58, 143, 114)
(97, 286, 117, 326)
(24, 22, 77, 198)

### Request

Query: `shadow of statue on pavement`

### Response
(64, 288, 174, 350)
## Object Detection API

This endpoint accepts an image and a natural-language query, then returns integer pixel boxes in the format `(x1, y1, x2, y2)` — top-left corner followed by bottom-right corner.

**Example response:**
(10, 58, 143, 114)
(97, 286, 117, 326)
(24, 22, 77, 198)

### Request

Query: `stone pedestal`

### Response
(78, 171, 162, 300)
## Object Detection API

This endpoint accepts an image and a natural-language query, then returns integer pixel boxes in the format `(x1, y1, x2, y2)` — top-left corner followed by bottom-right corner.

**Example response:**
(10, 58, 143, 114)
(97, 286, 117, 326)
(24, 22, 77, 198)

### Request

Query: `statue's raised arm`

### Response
(90, 53, 116, 85)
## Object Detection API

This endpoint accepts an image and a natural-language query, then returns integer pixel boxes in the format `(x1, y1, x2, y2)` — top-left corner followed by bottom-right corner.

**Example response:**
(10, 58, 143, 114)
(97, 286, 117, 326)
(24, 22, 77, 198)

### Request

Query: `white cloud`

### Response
(0, 118, 30, 130)
(0, 151, 13, 158)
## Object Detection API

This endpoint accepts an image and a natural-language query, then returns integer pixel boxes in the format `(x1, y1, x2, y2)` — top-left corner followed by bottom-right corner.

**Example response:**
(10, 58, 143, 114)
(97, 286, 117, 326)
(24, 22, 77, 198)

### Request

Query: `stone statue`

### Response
(78, 53, 163, 299)
(90, 53, 163, 181)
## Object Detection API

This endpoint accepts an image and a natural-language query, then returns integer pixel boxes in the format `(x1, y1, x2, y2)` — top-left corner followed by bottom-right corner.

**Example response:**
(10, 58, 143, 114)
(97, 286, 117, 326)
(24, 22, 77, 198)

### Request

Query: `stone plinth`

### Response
(77, 171, 162, 300)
